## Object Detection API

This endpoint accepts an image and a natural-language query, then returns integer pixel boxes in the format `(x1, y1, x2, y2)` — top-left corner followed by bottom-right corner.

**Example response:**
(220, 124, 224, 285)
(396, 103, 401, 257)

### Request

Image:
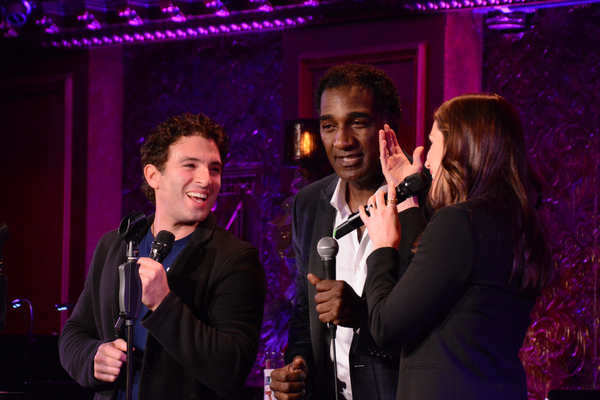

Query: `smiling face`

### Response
(319, 85, 384, 189)
(145, 135, 222, 233)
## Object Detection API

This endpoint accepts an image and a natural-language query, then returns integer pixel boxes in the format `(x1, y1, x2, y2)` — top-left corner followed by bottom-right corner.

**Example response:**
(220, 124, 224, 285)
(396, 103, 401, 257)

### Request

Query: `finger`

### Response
(292, 356, 308, 372)
(413, 146, 425, 169)
(102, 343, 127, 363)
(387, 182, 398, 206)
(314, 280, 339, 299)
(307, 273, 321, 286)
(358, 205, 370, 223)
(271, 385, 306, 400)
(379, 129, 388, 164)
(270, 381, 306, 396)
(317, 310, 335, 325)
(112, 339, 128, 352)
(384, 125, 396, 155)
(95, 362, 122, 376)
(388, 126, 400, 150)
(375, 189, 387, 208)
(368, 194, 377, 207)
(270, 367, 305, 383)
(94, 371, 121, 383)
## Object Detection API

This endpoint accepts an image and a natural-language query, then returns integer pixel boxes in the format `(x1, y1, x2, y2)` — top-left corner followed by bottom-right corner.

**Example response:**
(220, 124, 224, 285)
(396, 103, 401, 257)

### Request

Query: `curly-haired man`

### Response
(59, 113, 266, 400)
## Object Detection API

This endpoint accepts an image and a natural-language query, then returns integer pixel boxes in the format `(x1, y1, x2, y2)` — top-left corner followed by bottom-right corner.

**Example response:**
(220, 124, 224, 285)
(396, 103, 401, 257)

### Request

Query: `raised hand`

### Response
(379, 124, 424, 186)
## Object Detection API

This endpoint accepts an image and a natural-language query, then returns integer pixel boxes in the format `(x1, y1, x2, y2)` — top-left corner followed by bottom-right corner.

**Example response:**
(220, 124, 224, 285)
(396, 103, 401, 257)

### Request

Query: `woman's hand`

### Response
(359, 184, 401, 250)
(379, 124, 425, 186)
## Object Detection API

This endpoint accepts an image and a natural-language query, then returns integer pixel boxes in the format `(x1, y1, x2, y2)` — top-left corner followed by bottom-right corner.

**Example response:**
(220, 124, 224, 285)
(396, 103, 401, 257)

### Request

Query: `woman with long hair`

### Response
(359, 93, 553, 399)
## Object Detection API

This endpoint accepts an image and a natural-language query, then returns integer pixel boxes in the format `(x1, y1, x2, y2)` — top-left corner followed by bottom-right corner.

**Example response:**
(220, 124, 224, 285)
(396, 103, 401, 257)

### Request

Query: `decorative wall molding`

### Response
(0, 73, 74, 333)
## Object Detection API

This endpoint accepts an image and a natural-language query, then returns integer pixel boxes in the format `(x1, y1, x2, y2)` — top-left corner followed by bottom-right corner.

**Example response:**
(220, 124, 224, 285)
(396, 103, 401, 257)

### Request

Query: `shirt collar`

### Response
(330, 179, 389, 220)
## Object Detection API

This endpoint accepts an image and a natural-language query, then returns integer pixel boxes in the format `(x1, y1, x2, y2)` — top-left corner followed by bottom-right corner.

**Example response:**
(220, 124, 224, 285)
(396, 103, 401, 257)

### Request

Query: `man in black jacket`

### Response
(269, 64, 426, 400)
(59, 113, 266, 400)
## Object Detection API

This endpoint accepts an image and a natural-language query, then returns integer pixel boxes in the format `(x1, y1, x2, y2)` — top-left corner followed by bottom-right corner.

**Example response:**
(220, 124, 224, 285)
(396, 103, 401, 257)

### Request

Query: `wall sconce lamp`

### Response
(284, 119, 320, 164)
(284, 119, 331, 180)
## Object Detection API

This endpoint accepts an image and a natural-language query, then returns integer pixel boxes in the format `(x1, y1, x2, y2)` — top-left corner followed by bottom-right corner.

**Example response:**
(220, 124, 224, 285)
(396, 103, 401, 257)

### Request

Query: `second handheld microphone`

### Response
(316, 236, 339, 336)
(150, 230, 175, 263)
(333, 171, 431, 240)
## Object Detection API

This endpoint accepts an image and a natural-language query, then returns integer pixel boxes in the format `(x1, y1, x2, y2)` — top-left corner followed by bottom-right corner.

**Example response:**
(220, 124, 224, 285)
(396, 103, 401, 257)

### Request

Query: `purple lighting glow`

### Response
(36, 0, 315, 48)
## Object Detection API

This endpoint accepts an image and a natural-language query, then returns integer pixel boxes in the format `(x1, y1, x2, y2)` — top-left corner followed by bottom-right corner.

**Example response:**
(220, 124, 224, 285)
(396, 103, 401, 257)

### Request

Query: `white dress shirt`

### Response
(328, 179, 388, 400)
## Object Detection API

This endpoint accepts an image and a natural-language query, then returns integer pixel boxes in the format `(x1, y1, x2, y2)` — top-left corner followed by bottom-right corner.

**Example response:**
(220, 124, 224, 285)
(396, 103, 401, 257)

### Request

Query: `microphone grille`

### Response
(403, 171, 431, 193)
(317, 237, 339, 258)
(155, 230, 175, 247)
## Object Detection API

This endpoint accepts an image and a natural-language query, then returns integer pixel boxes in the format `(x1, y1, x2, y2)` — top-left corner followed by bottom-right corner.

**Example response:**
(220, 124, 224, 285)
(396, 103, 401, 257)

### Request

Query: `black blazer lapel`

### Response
(308, 176, 338, 382)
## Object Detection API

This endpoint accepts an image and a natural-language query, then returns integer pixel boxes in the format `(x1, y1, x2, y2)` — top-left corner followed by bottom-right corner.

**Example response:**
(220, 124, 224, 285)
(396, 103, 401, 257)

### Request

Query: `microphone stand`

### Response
(0, 223, 10, 332)
(330, 326, 339, 400)
(114, 211, 146, 400)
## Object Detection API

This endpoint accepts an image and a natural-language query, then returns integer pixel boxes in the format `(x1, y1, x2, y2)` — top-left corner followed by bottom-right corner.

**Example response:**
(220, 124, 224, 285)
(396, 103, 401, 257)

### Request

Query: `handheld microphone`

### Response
(317, 237, 340, 400)
(149, 230, 175, 263)
(316, 237, 339, 336)
(117, 229, 174, 325)
(333, 171, 431, 240)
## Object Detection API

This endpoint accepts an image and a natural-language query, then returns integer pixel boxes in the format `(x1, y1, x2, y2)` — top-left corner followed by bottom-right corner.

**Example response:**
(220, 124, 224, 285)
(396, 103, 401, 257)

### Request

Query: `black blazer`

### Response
(59, 213, 266, 399)
(366, 200, 535, 400)
(286, 174, 426, 399)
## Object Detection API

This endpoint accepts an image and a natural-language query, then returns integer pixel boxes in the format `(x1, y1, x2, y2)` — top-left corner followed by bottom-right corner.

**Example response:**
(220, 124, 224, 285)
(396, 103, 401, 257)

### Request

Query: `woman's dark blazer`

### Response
(366, 200, 535, 400)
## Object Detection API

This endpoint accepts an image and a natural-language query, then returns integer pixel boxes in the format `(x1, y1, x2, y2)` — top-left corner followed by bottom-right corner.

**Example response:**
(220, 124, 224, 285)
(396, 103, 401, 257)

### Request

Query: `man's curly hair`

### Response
(140, 113, 229, 204)
(315, 63, 402, 129)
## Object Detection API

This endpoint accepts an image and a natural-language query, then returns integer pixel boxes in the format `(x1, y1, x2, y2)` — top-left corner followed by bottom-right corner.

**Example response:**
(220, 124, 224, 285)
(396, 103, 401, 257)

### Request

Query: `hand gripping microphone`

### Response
(316, 237, 339, 337)
(118, 229, 174, 323)
(333, 171, 431, 239)
(149, 230, 175, 263)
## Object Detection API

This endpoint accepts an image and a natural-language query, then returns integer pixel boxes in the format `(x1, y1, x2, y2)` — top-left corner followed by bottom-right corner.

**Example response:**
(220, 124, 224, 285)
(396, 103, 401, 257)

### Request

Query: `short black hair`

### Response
(315, 63, 402, 129)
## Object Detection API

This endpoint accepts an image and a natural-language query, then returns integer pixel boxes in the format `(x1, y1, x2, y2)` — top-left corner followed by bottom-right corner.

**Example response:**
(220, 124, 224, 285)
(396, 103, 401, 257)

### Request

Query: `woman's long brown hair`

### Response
(429, 93, 552, 295)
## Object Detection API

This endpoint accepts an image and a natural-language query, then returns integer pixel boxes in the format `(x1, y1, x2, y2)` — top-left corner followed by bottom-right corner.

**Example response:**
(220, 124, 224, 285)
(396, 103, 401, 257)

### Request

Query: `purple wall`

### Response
(483, 3, 600, 397)
(0, 3, 598, 397)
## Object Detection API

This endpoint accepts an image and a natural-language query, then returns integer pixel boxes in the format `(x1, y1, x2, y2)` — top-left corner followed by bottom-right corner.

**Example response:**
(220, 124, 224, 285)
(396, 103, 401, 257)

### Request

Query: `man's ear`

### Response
(144, 164, 161, 190)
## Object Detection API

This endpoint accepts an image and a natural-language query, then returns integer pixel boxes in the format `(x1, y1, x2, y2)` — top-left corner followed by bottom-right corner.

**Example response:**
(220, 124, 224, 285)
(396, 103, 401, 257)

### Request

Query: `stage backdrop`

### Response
(483, 3, 600, 398)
